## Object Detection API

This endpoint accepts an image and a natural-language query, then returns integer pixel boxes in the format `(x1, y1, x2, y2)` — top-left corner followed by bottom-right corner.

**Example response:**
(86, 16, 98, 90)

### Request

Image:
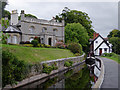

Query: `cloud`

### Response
(5, 1, 118, 37)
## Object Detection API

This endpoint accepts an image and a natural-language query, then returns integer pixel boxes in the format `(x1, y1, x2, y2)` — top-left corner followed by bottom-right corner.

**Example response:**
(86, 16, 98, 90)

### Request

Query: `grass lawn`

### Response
(102, 53, 120, 64)
(2, 44, 75, 64)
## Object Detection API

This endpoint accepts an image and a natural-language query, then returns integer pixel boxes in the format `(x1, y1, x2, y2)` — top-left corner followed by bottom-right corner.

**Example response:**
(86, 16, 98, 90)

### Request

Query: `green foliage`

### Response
(75, 53, 81, 56)
(1, 18, 9, 28)
(102, 53, 120, 63)
(31, 40, 39, 47)
(0, 31, 9, 44)
(107, 29, 120, 38)
(67, 42, 83, 55)
(55, 7, 95, 38)
(22, 44, 33, 47)
(19, 14, 38, 20)
(64, 61, 73, 67)
(65, 23, 89, 51)
(4, 10, 11, 20)
(42, 63, 58, 74)
(2, 50, 30, 87)
(109, 37, 120, 54)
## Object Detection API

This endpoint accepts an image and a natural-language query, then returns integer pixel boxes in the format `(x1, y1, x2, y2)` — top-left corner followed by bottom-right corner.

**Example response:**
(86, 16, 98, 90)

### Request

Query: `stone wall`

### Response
(29, 53, 85, 76)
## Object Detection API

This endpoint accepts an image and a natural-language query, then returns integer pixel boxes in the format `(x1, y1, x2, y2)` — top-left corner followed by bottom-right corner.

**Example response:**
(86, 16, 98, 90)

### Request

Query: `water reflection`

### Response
(16, 63, 94, 89)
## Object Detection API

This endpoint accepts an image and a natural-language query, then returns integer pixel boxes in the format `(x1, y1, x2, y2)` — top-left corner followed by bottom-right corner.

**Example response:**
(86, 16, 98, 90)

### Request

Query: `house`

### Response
(3, 10, 65, 46)
(89, 32, 112, 56)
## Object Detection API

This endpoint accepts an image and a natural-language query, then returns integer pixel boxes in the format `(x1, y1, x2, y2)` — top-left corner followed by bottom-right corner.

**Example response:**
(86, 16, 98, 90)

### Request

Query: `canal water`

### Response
(16, 62, 94, 89)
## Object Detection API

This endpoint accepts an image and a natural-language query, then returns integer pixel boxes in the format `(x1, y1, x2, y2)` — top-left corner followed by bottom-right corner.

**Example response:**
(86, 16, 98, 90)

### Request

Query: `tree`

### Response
(18, 14, 38, 20)
(4, 10, 11, 20)
(65, 23, 89, 52)
(107, 29, 120, 38)
(109, 37, 120, 54)
(55, 7, 95, 38)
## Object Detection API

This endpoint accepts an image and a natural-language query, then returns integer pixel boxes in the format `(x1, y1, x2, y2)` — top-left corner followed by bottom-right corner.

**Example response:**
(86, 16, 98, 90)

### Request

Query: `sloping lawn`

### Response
(2, 44, 75, 64)
(102, 53, 120, 64)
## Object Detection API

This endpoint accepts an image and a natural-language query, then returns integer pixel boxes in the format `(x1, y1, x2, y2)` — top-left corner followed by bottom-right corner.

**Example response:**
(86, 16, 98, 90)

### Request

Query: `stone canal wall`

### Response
(4, 53, 85, 89)
(29, 53, 85, 76)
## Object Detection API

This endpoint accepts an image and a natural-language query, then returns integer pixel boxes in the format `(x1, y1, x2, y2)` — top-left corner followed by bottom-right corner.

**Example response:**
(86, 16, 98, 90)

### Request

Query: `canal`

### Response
(15, 62, 94, 89)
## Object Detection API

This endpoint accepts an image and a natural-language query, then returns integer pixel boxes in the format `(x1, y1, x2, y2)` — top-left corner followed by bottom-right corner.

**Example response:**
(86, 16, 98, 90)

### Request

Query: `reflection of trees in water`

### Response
(65, 66, 93, 90)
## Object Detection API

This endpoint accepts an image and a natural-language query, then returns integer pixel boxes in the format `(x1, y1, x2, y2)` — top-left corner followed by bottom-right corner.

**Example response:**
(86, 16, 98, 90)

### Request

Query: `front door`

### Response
(48, 38, 52, 46)
(99, 48, 102, 56)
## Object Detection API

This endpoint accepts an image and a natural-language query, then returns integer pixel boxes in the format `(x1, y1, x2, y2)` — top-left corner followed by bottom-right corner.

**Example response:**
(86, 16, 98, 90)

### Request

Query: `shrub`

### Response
(67, 42, 82, 54)
(64, 61, 73, 67)
(31, 40, 39, 47)
(55, 42, 66, 49)
(44, 45, 51, 48)
(75, 53, 81, 56)
(2, 50, 30, 87)
(23, 44, 33, 47)
(42, 63, 58, 74)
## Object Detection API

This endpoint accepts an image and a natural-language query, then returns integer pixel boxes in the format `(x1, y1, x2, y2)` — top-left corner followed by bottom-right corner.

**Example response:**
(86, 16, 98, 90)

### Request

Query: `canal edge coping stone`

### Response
(92, 56, 105, 89)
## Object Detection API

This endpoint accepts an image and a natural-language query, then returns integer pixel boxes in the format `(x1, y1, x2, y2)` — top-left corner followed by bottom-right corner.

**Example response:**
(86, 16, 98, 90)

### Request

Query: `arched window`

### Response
(12, 35, 17, 44)
(42, 27, 47, 33)
(29, 26, 35, 34)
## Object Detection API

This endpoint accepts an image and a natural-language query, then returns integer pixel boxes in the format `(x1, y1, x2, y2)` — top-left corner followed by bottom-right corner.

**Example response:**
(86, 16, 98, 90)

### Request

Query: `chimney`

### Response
(11, 10, 18, 25)
(93, 32, 96, 39)
(93, 32, 99, 39)
(20, 10, 25, 20)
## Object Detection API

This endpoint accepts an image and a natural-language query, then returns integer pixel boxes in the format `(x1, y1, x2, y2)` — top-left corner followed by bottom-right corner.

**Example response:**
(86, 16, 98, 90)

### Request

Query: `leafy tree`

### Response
(0, 1, 7, 19)
(4, 10, 11, 20)
(55, 7, 95, 38)
(65, 23, 89, 52)
(1, 18, 9, 28)
(109, 37, 120, 54)
(19, 14, 38, 20)
(107, 29, 120, 38)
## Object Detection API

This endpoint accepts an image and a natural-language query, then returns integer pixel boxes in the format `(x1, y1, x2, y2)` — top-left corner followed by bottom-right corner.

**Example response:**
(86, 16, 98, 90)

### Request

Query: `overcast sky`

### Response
(5, 0, 119, 37)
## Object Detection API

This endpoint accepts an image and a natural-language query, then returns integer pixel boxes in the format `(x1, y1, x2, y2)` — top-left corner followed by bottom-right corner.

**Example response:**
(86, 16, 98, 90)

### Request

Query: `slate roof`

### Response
(3, 25, 22, 33)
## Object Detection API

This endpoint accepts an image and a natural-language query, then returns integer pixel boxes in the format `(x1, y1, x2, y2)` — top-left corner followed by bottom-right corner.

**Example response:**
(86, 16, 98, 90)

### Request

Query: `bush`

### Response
(2, 50, 30, 87)
(23, 44, 33, 47)
(42, 63, 58, 74)
(31, 40, 39, 47)
(55, 42, 66, 49)
(75, 53, 81, 56)
(64, 61, 73, 67)
(67, 42, 82, 54)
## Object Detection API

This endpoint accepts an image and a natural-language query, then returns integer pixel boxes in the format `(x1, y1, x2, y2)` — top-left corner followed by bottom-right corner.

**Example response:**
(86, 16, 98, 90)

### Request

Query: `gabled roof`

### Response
(90, 34, 110, 50)
(3, 25, 22, 33)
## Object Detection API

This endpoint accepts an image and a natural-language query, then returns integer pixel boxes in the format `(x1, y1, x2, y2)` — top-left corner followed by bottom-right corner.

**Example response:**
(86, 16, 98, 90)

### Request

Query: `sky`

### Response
(5, 0, 119, 37)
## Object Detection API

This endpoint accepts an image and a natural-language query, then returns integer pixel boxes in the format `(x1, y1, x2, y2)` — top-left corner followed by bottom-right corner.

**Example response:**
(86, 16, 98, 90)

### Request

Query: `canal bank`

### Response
(4, 54, 85, 89)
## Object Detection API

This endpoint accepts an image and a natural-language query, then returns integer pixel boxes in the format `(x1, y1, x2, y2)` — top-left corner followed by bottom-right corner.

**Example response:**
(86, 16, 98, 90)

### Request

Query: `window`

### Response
(42, 27, 47, 33)
(29, 26, 35, 34)
(104, 48, 107, 53)
(96, 41, 98, 43)
(12, 35, 17, 44)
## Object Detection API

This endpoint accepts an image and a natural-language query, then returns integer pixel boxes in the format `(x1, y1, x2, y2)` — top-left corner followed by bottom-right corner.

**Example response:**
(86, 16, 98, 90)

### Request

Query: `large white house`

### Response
(90, 33, 112, 56)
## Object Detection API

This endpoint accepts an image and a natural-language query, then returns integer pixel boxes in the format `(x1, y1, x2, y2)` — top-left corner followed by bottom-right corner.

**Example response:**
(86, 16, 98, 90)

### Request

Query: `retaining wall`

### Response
(4, 53, 85, 89)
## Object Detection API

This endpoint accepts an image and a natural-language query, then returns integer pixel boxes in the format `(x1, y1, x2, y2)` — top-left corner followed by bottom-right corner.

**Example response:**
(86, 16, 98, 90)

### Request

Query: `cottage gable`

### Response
(90, 33, 112, 56)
